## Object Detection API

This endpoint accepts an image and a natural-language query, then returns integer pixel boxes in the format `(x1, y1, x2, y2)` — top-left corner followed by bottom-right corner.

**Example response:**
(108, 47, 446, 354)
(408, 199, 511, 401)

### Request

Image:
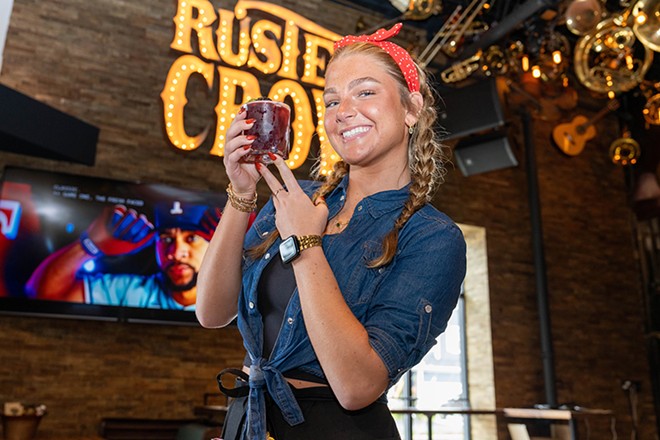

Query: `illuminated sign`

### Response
(161, 0, 342, 174)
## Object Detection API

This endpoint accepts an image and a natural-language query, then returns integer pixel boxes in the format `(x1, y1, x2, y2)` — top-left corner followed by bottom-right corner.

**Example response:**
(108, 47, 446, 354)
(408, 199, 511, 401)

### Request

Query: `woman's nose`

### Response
(335, 99, 355, 122)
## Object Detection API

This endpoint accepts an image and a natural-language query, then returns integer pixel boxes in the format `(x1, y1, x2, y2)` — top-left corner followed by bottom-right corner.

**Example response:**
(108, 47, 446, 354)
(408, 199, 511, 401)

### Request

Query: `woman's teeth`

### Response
(342, 126, 369, 139)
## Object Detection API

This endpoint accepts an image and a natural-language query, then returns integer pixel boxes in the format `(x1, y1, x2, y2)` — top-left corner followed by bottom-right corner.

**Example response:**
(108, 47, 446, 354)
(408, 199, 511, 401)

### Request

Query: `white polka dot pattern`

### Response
(333, 23, 421, 93)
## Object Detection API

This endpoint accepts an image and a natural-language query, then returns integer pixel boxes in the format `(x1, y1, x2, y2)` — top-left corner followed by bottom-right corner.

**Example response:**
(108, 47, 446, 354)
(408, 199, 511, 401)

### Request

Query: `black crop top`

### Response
(258, 255, 297, 357)
(242, 256, 328, 385)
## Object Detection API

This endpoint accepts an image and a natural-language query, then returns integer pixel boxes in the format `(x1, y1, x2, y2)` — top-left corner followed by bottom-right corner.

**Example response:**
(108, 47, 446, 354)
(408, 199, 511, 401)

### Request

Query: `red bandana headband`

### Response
(333, 23, 420, 93)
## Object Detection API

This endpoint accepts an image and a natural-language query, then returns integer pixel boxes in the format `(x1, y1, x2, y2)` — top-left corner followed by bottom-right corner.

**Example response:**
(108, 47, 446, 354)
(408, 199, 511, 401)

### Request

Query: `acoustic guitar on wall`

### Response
(552, 99, 620, 156)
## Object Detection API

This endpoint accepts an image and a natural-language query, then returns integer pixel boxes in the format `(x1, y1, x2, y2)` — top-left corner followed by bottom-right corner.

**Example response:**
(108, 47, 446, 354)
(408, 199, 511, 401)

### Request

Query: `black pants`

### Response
(221, 384, 401, 440)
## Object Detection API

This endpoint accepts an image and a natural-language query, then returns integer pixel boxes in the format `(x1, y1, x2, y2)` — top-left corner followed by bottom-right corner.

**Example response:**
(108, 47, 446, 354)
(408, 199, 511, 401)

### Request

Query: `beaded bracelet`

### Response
(227, 183, 257, 212)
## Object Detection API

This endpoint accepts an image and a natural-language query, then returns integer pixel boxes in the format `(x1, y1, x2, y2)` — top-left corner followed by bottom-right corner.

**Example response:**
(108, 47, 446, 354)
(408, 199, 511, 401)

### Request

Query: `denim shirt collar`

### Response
(329, 174, 411, 219)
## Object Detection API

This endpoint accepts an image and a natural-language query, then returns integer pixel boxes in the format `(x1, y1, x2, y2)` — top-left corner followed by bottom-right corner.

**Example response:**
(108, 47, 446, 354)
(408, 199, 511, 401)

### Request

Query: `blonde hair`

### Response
(249, 42, 450, 267)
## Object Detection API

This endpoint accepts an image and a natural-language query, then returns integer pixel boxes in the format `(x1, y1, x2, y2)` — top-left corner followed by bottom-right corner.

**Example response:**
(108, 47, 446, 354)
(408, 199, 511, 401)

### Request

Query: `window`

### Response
(387, 224, 496, 440)
(388, 297, 468, 439)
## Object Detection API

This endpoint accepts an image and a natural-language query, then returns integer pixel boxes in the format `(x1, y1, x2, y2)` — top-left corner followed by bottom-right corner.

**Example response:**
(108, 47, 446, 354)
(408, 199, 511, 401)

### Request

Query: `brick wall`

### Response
(0, 0, 656, 438)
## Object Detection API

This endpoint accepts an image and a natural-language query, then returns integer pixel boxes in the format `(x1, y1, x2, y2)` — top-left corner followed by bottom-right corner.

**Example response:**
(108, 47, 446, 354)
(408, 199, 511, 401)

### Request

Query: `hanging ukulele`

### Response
(552, 99, 620, 156)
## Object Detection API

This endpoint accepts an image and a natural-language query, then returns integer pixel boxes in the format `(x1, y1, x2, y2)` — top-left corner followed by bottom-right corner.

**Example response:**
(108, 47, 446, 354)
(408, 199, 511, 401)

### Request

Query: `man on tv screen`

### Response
(26, 201, 222, 310)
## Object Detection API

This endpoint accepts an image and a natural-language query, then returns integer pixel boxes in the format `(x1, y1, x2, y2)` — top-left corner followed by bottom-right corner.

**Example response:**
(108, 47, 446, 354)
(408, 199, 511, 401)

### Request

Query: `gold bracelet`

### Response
(227, 183, 257, 212)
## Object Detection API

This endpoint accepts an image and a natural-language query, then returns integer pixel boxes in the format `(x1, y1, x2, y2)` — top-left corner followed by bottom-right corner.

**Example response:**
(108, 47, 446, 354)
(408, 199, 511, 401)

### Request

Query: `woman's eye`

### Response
(358, 90, 374, 97)
(324, 100, 338, 108)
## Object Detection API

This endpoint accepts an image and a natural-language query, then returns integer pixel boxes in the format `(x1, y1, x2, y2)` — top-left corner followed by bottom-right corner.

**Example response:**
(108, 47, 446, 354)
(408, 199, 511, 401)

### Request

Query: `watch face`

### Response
(279, 236, 299, 264)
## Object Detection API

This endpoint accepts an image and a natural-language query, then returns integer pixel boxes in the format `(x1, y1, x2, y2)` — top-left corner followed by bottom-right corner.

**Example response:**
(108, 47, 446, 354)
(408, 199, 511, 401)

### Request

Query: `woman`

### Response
(196, 23, 467, 440)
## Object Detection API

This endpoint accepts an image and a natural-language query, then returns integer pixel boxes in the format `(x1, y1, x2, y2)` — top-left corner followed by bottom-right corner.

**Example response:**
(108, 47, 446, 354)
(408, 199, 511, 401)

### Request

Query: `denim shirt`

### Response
(237, 175, 467, 439)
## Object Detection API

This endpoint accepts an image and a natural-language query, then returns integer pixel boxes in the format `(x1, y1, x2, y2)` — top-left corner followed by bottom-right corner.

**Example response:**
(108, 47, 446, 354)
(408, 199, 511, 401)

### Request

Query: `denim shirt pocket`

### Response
(251, 212, 276, 241)
(242, 212, 277, 272)
(341, 239, 386, 307)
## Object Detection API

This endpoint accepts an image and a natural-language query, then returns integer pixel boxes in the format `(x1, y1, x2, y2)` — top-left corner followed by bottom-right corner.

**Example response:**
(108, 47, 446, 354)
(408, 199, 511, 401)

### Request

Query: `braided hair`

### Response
(249, 42, 450, 267)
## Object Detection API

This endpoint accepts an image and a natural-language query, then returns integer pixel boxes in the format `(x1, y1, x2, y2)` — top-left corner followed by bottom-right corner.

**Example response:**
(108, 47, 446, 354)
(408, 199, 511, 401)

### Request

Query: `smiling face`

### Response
(323, 50, 421, 174)
(155, 228, 209, 292)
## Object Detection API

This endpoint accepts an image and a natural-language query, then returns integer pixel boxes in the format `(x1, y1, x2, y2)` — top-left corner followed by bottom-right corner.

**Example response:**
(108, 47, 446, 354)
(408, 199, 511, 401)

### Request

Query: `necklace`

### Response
(334, 219, 350, 231)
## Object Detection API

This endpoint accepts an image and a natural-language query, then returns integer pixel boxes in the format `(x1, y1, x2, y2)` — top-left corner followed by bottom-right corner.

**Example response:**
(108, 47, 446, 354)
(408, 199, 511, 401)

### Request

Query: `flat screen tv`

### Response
(0, 166, 234, 325)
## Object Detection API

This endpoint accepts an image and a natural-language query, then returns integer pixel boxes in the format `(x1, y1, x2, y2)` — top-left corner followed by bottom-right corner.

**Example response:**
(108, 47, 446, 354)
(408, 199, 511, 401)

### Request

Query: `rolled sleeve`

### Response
(364, 218, 466, 385)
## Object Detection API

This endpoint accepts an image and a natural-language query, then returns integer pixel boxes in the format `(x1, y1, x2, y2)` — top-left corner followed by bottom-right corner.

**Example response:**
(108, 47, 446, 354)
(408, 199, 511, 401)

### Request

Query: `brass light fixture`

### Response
(573, 16, 653, 94)
(564, 0, 604, 35)
(632, 0, 660, 52)
(610, 128, 641, 165)
(389, 0, 442, 20)
(643, 93, 660, 124)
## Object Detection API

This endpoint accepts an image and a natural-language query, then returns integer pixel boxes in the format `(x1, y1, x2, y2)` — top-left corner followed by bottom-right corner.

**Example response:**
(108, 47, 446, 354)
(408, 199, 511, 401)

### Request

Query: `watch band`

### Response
(298, 235, 322, 252)
(279, 234, 323, 264)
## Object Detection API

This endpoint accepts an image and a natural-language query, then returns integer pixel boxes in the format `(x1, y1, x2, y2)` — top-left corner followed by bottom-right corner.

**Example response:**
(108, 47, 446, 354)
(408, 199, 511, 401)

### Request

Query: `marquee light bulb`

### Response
(166, 2, 342, 172)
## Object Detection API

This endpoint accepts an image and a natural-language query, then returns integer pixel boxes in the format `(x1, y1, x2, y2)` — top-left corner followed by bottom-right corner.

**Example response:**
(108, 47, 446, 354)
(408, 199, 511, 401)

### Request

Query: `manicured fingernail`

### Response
(245, 118, 256, 124)
(238, 107, 246, 114)
(255, 162, 261, 171)
(245, 135, 257, 140)
(243, 145, 250, 150)
(267, 152, 277, 160)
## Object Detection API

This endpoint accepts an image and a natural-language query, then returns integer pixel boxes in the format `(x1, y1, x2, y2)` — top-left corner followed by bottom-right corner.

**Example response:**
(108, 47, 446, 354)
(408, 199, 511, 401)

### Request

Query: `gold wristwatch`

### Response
(279, 234, 322, 264)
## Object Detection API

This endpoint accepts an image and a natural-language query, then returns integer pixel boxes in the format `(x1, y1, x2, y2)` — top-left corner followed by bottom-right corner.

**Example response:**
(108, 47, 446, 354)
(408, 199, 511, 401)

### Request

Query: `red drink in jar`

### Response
(240, 98, 291, 164)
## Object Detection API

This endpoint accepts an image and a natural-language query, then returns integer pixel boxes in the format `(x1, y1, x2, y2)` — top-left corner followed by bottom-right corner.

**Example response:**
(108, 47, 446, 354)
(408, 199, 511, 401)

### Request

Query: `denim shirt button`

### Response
(249, 301, 255, 309)
(340, 195, 345, 201)
(262, 231, 269, 236)
(264, 252, 271, 260)
(424, 304, 432, 313)
(287, 317, 294, 325)
(357, 205, 363, 211)
(378, 268, 384, 274)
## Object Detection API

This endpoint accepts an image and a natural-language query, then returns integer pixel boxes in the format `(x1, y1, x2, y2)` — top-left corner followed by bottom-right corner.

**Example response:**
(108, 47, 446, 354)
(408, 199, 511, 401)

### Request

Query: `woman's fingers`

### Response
(225, 109, 250, 137)
(224, 112, 257, 157)
(267, 154, 299, 192)
(256, 154, 306, 198)
(256, 161, 285, 195)
(255, 154, 327, 237)
(223, 111, 262, 191)
(226, 141, 255, 163)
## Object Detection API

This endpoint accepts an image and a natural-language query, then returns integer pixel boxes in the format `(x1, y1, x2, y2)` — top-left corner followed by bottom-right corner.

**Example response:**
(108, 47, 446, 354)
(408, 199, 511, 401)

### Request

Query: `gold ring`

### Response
(274, 188, 285, 196)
